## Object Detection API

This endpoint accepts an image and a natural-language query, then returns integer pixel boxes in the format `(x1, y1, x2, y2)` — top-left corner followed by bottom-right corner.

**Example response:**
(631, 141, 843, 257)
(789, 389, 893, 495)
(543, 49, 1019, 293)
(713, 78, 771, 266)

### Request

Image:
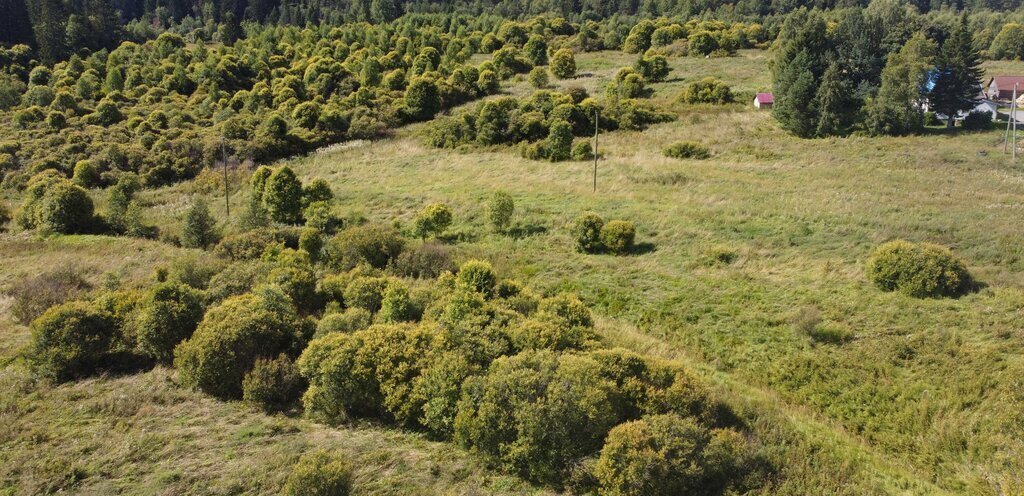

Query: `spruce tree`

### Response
(928, 15, 983, 129)
(814, 63, 851, 137)
(182, 198, 220, 249)
(771, 9, 829, 138)
(0, 0, 35, 46)
(28, 0, 67, 63)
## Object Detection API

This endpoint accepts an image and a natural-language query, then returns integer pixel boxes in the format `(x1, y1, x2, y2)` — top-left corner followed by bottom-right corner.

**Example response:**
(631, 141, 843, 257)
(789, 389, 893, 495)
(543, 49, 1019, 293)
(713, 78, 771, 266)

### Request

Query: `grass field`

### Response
(3, 50, 1024, 494)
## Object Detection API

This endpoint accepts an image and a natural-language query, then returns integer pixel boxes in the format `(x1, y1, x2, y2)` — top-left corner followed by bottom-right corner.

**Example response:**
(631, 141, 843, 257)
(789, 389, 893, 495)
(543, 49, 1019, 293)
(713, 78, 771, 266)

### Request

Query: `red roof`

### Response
(989, 76, 1024, 90)
(755, 92, 773, 104)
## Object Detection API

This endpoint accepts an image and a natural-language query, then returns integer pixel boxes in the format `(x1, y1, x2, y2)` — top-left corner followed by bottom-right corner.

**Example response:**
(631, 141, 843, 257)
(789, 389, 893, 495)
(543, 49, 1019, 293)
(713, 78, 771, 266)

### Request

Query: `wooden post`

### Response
(222, 138, 230, 218)
(593, 109, 598, 193)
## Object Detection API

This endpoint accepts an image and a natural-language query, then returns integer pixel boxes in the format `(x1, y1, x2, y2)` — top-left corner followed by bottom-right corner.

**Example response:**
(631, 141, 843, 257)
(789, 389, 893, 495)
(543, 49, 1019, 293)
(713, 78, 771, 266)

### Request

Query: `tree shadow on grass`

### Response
(629, 242, 657, 256)
(507, 222, 548, 240)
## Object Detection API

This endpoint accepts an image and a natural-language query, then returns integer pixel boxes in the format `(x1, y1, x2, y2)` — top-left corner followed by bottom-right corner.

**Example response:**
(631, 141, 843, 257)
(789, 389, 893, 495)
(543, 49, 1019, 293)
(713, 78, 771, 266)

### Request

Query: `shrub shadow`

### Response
(507, 222, 548, 240)
(629, 242, 657, 256)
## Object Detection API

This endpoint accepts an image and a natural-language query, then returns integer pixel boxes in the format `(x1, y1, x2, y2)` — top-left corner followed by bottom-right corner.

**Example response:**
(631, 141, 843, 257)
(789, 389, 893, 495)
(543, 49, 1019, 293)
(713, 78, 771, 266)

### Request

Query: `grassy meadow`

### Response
(3, 49, 1024, 494)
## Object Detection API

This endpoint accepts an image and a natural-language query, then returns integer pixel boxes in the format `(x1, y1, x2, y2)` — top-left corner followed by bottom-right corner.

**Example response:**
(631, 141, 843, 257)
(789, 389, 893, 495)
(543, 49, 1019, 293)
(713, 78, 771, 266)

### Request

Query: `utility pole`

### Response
(593, 109, 598, 193)
(1007, 84, 1015, 161)
(222, 138, 230, 218)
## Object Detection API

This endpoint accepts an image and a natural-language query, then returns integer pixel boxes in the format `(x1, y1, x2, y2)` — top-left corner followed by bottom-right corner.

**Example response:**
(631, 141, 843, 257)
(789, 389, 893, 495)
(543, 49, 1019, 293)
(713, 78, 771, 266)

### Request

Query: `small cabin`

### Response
(753, 92, 773, 109)
(986, 76, 1024, 102)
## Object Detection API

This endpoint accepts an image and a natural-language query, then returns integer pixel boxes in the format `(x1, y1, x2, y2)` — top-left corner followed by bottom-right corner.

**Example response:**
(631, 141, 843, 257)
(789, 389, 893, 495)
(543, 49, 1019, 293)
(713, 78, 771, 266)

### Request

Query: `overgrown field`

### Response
(3, 50, 1024, 495)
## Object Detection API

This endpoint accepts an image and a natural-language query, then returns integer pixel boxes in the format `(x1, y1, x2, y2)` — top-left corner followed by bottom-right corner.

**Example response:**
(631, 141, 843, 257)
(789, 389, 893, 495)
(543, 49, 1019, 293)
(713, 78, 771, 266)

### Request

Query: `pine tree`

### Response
(0, 0, 35, 46)
(928, 15, 983, 129)
(86, 0, 121, 50)
(182, 198, 220, 249)
(28, 0, 67, 63)
(369, 0, 400, 23)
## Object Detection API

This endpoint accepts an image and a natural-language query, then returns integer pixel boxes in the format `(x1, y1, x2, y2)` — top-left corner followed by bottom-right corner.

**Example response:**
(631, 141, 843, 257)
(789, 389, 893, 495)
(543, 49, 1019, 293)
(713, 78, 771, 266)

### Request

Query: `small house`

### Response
(986, 76, 1024, 101)
(753, 92, 773, 109)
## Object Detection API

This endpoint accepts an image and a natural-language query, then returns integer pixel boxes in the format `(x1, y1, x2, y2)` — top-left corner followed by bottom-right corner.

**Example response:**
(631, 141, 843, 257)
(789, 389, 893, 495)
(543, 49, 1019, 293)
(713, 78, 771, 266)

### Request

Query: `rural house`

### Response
(753, 92, 773, 109)
(986, 76, 1024, 101)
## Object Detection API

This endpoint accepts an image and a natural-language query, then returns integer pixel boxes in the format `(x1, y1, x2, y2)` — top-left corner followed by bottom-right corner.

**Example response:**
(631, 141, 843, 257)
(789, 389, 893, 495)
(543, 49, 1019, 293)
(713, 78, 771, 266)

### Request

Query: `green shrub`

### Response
(453, 350, 618, 485)
(413, 203, 453, 239)
(298, 227, 324, 260)
(174, 286, 303, 399)
(551, 49, 576, 79)
(487, 191, 515, 233)
(72, 160, 100, 188)
(29, 301, 117, 381)
(546, 120, 573, 162)
(315, 307, 373, 337)
(344, 276, 390, 312)
(405, 77, 442, 120)
(865, 240, 972, 298)
(264, 166, 304, 224)
(242, 354, 305, 412)
(528, 67, 549, 88)
(303, 201, 341, 234)
(664, 141, 711, 159)
(390, 241, 455, 279)
(679, 77, 732, 104)
(962, 110, 993, 131)
(327, 223, 405, 270)
(573, 211, 605, 253)
(281, 450, 353, 496)
(507, 317, 593, 352)
(572, 141, 594, 161)
(594, 414, 748, 496)
(538, 293, 593, 329)
(266, 264, 320, 314)
(206, 261, 272, 302)
(457, 260, 496, 296)
(600, 220, 636, 255)
(135, 282, 205, 363)
(19, 175, 95, 234)
(378, 281, 417, 323)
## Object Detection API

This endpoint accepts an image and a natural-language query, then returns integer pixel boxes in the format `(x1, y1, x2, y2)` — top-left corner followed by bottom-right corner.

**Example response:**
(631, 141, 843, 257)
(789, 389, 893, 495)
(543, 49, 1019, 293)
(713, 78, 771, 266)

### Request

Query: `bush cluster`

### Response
(664, 141, 711, 159)
(573, 212, 637, 255)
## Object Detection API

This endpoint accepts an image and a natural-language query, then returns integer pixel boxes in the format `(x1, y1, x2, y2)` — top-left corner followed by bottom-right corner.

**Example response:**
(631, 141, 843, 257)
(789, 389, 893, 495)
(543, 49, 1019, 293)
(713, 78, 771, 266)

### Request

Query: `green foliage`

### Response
(29, 301, 117, 381)
(344, 276, 390, 313)
(135, 282, 204, 363)
(316, 307, 373, 337)
(865, 240, 972, 298)
(174, 287, 303, 399)
(962, 109, 992, 130)
(281, 450, 353, 496)
(990, 23, 1024, 59)
(572, 141, 594, 161)
(546, 120, 573, 162)
(457, 260, 496, 296)
(327, 223, 405, 269)
(264, 166, 304, 224)
(633, 55, 671, 82)
(528, 67, 549, 89)
(538, 293, 593, 329)
(679, 77, 732, 104)
(392, 241, 456, 279)
(593, 414, 748, 496)
(413, 203, 453, 239)
(72, 160, 100, 188)
(182, 198, 221, 249)
(18, 174, 95, 234)
(928, 16, 983, 128)
(663, 141, 711, 159)
(378, 281, 417, 323)
(242, 354, 305, 412)
(405, 77, 442, 120)
(866, 33, 936, 136)
(298, 227, 324, 260)
(487, 191, 514, 233)
(454, 351, 619, 485)
(573, 211, 605, 253)
(550, 49, 576, 79)
(600, 220, 636, 255)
